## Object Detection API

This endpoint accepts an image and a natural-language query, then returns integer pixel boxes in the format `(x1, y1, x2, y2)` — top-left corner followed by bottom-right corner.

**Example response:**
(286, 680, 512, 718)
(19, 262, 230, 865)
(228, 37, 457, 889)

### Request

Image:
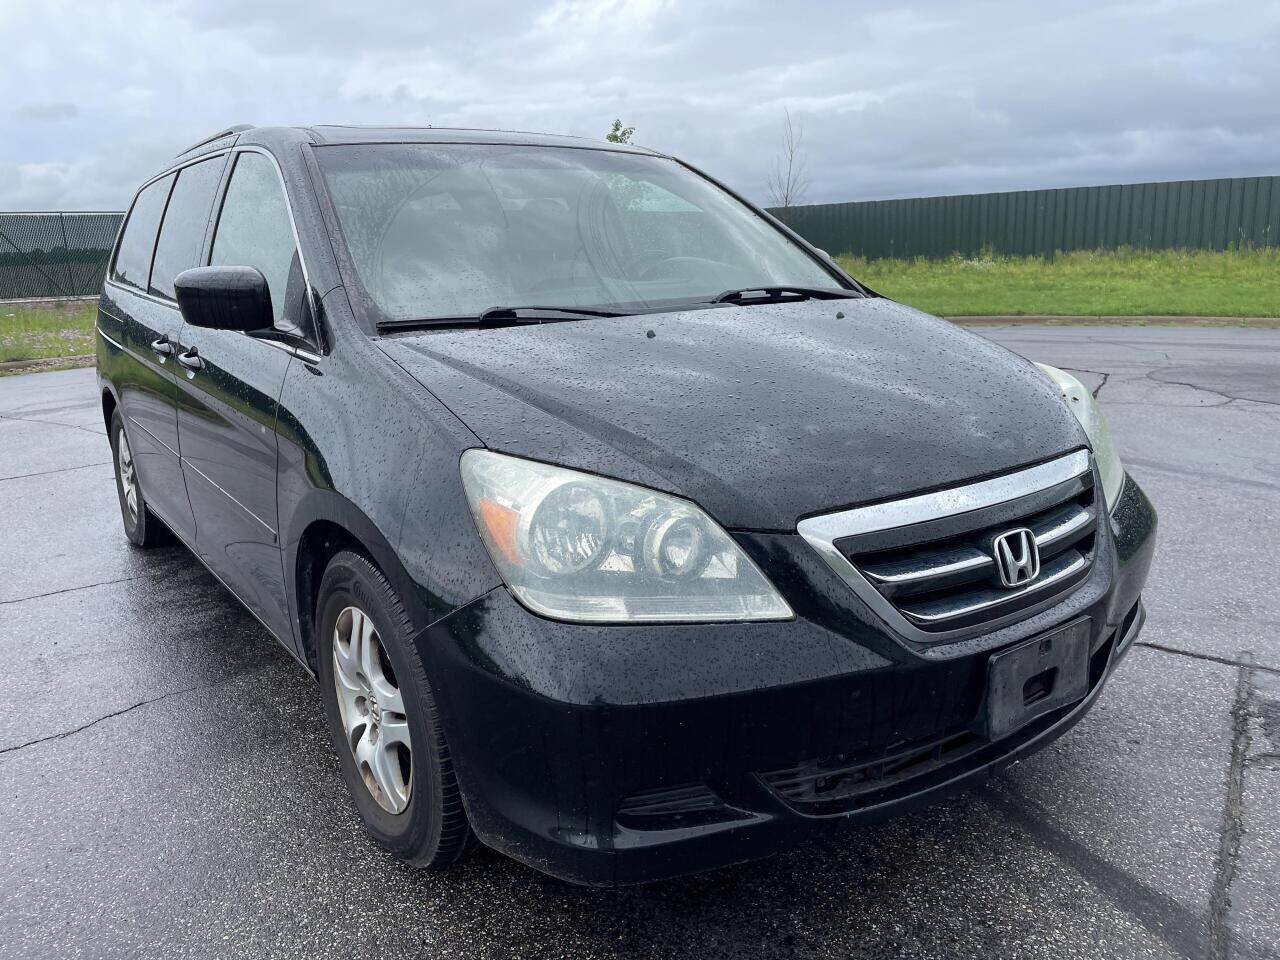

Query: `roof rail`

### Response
(176, 123, 253, 157)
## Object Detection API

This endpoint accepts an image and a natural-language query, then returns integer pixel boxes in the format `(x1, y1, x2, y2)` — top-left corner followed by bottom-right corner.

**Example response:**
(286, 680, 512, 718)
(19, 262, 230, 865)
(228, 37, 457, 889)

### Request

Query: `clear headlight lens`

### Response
(459, 450, 794, 623)
(1035, 363, 1124, 510)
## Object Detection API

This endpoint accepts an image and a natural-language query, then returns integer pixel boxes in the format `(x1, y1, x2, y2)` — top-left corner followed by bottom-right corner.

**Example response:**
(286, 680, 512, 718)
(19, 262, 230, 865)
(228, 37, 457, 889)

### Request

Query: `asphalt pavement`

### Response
(1, 325, 1277, 960)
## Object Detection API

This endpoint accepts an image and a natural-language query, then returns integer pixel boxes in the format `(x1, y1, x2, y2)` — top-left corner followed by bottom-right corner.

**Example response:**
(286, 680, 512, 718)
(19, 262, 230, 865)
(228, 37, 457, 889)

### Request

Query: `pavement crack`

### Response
(1208, 655, 1256, 960)
(0, 667, 272, 758)
(0, 575, 148, 605)
(0, 461, 110, 482)
(1122, 457, 1280, 495)
(1058, 366, 1113, 398)
(1135, 641, 1280, 677)
(0, 411, 104, 436)
(0, 685, 202, 756)
(1145, 369, 1280, 408)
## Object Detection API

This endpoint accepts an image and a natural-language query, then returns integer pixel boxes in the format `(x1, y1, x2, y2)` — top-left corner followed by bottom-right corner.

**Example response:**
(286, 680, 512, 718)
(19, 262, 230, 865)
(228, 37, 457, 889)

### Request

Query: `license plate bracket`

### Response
(982, 618, 1092, 741)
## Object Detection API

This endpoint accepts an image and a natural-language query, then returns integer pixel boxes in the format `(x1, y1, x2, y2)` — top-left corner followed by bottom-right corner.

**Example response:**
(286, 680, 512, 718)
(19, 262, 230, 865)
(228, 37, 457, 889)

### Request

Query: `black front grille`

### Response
(761, 729, 984, 815)
(615, 783, 750, 831)
(759, 623, 1118, 816)
(837, 472, 1097, 635)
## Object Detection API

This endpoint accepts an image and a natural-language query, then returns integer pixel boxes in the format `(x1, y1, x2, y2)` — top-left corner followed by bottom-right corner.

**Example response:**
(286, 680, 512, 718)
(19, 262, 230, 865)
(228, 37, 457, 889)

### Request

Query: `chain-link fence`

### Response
(0, 212, 124, 301)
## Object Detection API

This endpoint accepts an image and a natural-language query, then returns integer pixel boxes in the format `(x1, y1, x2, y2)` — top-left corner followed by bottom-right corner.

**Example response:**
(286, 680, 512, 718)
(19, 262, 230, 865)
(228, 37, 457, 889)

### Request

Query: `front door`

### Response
(173, 150, 308, 642)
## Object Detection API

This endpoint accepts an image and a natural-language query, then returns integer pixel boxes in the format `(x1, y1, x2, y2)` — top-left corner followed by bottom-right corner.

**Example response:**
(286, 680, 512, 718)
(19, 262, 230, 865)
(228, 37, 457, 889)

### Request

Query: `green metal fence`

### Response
(0, 212, 123, 300)
(770, 175, 1280, 260)
(3, 176, 1278, 299)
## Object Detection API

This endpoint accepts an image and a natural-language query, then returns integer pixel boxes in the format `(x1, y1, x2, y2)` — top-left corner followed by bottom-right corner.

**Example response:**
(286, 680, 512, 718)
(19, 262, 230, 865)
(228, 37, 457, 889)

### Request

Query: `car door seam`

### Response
(182, 458, 277, 538)
(126, 414, 179, 459)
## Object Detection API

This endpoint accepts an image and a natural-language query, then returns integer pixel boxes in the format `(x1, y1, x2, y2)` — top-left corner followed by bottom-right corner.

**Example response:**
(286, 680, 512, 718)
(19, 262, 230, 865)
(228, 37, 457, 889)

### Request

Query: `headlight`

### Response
(1035, 363, 1124, 510)
(459, 450, 794, 623)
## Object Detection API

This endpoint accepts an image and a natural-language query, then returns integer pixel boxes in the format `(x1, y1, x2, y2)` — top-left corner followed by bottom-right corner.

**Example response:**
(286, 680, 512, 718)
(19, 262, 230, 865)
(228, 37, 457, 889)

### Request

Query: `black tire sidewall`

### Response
(315, 553, 446, 860)
(109, 411, 145, 545)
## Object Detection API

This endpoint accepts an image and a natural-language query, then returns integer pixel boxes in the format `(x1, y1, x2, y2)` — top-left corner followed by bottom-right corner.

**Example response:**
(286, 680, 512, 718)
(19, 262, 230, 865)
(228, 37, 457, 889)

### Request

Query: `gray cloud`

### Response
(17, 101, 80, 121)
(1, 0, 1277, 210)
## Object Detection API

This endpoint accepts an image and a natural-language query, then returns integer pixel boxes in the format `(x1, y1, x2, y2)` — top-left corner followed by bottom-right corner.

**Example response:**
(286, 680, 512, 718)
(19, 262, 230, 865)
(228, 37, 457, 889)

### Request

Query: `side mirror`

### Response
(174, 265, 273, 332)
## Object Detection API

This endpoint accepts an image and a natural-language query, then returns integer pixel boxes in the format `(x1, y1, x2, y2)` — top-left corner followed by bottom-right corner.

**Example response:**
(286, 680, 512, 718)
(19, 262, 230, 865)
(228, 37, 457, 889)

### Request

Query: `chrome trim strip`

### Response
(104, 276, 179, 309)
(257, 338, 322, 363)
(106, 146, 325, 358)
(1035, 504, 1094, 552)
(901, 552, 1088, 625)
(228, 145, 321, 346)
(97, 327, 125, 352)
(107, 149, 233, 284)
(863, 548, 989, 588)
(182, 459, 277, 538)
(797, 450, 1093, 645)
(260, 339, 297, 359)
(798, 450, 1090, 542)
(126, 414, 179, 459)
(861, 499, 1093, 593)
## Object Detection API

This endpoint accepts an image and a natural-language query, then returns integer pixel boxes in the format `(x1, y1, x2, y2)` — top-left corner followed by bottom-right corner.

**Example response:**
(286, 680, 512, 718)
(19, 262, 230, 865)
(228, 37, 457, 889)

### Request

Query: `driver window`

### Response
(211, 152, 301, 328)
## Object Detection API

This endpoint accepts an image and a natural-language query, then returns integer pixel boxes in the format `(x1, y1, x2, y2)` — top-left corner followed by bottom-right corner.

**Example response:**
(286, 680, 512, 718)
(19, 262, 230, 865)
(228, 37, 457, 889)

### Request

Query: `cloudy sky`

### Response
(2, 0, 1278, 210)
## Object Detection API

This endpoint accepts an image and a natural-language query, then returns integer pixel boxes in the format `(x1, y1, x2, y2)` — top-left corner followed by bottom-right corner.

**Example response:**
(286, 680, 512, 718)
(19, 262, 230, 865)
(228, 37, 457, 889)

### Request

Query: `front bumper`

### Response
(414, 473, 1157, 886)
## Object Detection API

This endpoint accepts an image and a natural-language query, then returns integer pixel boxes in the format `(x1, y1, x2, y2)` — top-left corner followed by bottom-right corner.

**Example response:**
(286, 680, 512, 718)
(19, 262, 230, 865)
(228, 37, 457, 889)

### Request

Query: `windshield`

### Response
(314, 143, 846, 323)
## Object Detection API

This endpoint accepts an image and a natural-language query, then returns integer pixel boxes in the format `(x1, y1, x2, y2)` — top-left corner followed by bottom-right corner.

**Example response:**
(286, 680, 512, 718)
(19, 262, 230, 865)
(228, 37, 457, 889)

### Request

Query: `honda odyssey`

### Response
(96, 124, 1156, 886)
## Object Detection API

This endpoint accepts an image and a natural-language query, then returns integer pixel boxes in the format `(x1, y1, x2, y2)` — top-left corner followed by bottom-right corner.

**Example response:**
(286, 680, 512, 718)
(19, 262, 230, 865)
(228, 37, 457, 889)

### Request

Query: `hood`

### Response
(379, 298, 1085, 531)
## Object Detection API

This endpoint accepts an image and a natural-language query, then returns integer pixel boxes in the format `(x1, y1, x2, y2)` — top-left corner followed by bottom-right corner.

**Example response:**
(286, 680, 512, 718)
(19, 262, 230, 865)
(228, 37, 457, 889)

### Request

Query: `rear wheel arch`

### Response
(101, 387, 118, 435)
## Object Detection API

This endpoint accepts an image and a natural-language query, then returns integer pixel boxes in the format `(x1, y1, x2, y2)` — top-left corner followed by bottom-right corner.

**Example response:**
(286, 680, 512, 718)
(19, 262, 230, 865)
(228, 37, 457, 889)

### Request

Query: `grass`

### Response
(835, 247, 1280, 318)
(0, 246, 1276, 366)
(0, 299, 97, 363)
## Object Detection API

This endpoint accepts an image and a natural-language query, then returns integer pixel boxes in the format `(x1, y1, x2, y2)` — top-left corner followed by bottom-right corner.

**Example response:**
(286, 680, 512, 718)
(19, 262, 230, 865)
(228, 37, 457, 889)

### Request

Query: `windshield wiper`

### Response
(377, 305, 630, 333)
(710, 286, 861, 305)
(477, 305, 630, 325)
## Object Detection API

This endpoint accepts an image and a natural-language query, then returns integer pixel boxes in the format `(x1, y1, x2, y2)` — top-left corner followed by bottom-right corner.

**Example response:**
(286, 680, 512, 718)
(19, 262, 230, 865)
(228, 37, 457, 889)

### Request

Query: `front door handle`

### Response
(150, 335, 174, 358)
(177, 347, 204, 372)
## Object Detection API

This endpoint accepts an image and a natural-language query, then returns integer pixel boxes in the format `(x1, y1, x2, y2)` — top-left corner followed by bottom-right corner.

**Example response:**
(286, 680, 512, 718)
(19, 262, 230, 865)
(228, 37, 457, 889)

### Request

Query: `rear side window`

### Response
(149, 156, 225, 300)
(211, 152, 298, 326)
(112, 174, 173, 290)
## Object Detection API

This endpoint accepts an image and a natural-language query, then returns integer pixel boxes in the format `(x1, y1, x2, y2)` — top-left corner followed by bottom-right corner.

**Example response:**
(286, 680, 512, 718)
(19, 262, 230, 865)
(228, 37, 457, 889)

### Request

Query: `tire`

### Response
(109, 409, 169, 548)
(316, 550, 474, 867)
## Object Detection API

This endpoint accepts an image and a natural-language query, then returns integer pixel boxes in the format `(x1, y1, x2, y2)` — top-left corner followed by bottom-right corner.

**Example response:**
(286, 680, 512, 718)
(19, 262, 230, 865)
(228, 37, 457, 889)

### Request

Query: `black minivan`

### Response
(97, 124, 1156, 886)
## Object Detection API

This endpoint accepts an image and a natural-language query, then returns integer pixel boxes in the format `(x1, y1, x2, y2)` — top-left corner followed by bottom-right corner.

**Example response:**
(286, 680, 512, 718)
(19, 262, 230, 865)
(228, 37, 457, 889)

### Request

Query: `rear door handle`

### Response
(177, 347, 203, 372)
(150, 335, 174, 358)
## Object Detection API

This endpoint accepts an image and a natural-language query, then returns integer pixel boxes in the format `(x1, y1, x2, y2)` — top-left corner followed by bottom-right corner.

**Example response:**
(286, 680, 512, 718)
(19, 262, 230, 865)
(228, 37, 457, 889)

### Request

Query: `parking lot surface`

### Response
(1, 325, 1277, 960)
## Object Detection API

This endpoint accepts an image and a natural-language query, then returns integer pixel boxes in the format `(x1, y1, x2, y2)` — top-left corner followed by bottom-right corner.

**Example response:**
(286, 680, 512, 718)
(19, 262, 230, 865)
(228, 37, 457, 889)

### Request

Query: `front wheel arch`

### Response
(295, 517, 382, 673)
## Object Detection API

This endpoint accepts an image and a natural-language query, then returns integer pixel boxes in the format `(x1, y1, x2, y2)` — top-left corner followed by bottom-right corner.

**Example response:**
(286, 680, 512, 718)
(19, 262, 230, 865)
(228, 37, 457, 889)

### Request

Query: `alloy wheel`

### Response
(332, 605, 414, 814)
(117, 429, 138, 523)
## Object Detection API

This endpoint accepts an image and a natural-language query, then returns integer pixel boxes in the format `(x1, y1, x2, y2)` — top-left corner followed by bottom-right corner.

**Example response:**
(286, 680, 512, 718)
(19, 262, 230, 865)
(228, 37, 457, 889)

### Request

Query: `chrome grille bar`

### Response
(859, 499, 1095, 598)
(797, 450, 1095, 644)
(898, 550, 1090, 626)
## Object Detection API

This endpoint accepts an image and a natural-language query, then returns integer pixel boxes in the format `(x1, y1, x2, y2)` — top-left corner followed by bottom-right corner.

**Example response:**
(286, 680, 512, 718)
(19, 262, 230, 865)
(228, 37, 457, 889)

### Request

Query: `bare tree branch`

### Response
(765, 108, 811, 208)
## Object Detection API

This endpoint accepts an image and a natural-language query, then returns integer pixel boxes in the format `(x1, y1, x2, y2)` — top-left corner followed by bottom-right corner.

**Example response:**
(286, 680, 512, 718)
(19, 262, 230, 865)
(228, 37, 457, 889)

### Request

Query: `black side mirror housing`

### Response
(174, 266, 273, 332)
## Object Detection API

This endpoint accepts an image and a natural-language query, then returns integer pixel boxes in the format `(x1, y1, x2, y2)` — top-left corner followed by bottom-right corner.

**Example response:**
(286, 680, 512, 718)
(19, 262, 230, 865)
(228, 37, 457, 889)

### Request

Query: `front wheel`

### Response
(316, 550, 474, 867)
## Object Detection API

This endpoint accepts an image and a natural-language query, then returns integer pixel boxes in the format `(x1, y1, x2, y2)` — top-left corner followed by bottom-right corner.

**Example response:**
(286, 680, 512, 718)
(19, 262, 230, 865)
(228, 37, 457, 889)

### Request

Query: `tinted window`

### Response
(211, 153, 298, 325)
(149, 157, 225, 300)
(112, 174, 173, 290)
(315, 143, 840, 323)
